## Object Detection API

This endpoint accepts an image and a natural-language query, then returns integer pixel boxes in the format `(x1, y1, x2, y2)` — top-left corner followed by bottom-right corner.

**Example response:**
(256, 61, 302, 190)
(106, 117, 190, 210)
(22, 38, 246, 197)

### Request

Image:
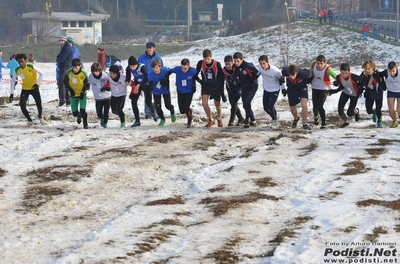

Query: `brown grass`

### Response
(69, 146, 91, 151)
(298, 143, 318, 157)
(339, 226, 357, 233)
(208, 185, 226, 193)
(293, 216, 313, 225)
(205, 236, 242, 263)
(0, 168, 6, 177)
(369, 138, 400, 146)
(223, 166, 234, 172)
(174, 211, 191, 216)
(239, 147, 258, 158)
(26, 165, 92, 183)
(253, 177, 277, 188)
(145, 195, 185, 206)
(364, 226, 388, 243)
(96, 148, 141, 157)
(319, 191, 342, 200)
(365, 147, 385, 158)
(148, 135, 177, 143)
(288, 134, 308, 142)
(356, 199, 400, 211)
(20, 186, 66, 211)
(266, 133, 285, 145)
(131, 230, 176, 255)
(38, 155, 66, 162)
(339, 159, 370, 175)
(269, 216, 314, 244)
(212, 151, 235, 162)
(200, 192, 280, 217)
(192, 132, 237, 151)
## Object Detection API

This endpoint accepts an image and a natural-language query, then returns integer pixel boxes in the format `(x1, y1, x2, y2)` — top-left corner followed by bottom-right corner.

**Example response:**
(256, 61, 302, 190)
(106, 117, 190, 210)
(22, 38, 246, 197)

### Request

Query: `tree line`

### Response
(0, 0, 383, 44)
(0, 0, 284, 43)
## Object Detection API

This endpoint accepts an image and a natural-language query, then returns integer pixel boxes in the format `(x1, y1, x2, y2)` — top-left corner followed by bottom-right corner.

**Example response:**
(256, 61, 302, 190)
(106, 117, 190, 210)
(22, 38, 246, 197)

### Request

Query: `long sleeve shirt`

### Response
(10, 63, 44, 94)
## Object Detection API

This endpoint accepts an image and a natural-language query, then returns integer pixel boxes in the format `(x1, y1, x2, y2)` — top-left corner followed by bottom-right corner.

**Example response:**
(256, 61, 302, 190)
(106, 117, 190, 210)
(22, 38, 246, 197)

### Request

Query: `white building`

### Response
(22, 10, 110, 45)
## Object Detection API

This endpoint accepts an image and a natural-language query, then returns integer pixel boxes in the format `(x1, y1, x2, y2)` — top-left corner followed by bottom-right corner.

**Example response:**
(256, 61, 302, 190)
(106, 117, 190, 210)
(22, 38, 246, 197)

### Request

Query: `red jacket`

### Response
(362, 24, 369, 33)
(98, 50, 107, 70)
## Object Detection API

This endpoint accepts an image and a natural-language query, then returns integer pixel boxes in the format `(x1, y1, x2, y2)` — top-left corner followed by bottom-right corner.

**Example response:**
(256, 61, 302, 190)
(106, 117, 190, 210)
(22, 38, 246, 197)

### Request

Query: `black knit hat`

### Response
(128, 56, 138, 66)
(109, 65, 120, 74)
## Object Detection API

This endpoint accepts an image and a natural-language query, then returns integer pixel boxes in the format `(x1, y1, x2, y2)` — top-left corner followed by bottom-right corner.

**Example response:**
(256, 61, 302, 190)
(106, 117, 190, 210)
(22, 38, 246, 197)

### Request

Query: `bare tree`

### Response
(301, 0, 361, 13)
(173, 0, 185, 22)
(33, 13, 60, 44)
(126, 0, 144, 34)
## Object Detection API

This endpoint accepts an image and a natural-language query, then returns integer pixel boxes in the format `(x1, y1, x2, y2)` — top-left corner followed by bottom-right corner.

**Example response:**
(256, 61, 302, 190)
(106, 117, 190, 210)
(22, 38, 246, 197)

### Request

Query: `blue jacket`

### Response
(125, 64, 149, 86)
(138, 51, 163, 73)
(281, 67, 309, 90)
(148, 67, 170, 95)
(71, 45, 84, 69)
(56, 42, 73, 68)
(6, 59, 19, 77)
(170, 66, 197, 93)
(72, 46, 80, 59)
(0, 57, 5, 78)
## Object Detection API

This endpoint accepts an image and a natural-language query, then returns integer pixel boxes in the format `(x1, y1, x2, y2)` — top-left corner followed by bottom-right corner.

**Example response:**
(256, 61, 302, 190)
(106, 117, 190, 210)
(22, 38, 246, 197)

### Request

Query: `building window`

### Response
(79, 21, 85, 27)
(70, 21, 76, 27)
(87, 21, 92, 27)
(62, 21, 69, 27)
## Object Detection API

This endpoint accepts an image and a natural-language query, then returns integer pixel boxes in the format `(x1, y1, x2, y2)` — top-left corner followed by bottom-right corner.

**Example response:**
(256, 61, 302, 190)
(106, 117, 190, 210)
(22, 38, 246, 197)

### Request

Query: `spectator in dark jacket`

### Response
(56, 36, 73, 106)
(328, 9, 334, 24)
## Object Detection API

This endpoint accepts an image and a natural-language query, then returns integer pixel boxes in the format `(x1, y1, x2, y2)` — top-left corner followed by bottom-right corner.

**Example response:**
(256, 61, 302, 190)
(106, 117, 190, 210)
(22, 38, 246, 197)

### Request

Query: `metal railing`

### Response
(370, 12, 398, 20)
(333, 13, 400, 43)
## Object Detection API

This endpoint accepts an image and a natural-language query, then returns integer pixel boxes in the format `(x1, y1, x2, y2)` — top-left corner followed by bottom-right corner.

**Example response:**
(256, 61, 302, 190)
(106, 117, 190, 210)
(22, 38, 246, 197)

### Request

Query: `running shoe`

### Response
(205, 119, 215, 128)
(355, 108, 360, 122)
(292, 117, 300, 128)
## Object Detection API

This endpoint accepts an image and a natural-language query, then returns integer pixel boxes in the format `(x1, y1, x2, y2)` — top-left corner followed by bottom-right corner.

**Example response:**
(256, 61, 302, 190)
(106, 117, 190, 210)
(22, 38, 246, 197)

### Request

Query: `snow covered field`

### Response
(0, 22, 398, 264)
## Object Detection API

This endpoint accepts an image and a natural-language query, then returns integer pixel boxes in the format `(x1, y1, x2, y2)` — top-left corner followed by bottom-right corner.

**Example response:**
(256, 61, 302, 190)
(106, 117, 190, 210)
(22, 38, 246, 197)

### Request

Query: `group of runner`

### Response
(8, 43, 400, 130)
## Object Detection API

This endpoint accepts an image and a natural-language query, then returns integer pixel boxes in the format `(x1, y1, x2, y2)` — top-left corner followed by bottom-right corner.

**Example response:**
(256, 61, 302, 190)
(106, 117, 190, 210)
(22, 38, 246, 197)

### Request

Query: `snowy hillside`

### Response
(0, 21, 398, 264)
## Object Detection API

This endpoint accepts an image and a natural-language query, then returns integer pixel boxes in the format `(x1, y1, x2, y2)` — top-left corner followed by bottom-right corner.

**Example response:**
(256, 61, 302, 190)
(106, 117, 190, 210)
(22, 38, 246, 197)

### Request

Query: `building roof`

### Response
(22, 10, 110, 22)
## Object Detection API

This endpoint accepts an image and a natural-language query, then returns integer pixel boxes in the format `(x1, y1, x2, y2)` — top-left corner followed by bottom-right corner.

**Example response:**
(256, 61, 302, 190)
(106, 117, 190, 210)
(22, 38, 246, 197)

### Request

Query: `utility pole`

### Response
(315, 0, 318, 20)
(117, 0, 120, 19)
(240, 1, 242, 20)
(187, 0, 192, 41)
(284, 1, 290, 66)
(397, 0, 399, 42)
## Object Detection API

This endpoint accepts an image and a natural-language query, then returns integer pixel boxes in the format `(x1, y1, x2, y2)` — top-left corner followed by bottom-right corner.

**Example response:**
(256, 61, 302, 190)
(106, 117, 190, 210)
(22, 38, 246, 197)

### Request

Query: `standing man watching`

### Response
(56, 36, 73, 107)
(138, 42, 163, 119)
